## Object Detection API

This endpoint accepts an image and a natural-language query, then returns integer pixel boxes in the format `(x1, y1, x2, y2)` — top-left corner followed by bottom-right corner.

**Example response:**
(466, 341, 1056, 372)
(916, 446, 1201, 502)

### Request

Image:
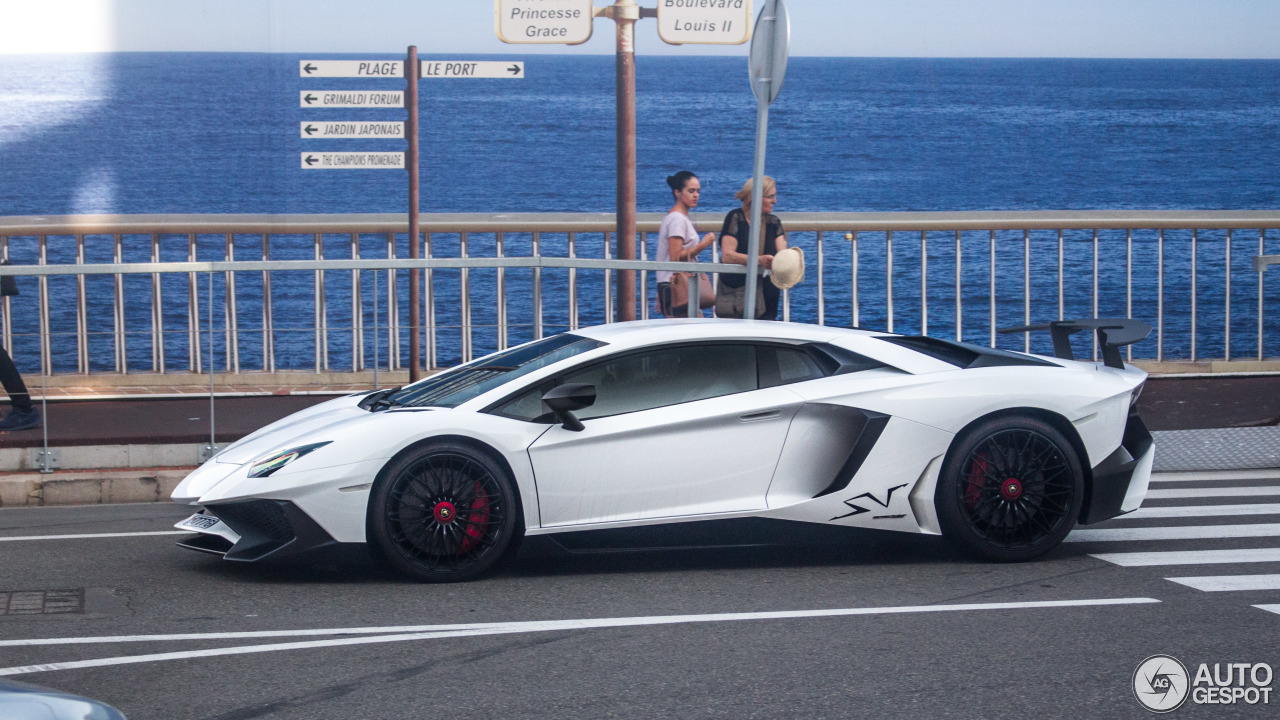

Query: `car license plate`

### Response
(179, 513, 219, 530)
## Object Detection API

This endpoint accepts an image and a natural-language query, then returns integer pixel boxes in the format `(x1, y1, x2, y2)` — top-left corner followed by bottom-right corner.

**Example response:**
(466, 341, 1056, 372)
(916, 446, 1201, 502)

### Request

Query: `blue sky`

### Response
(2, 0, 1278, 58)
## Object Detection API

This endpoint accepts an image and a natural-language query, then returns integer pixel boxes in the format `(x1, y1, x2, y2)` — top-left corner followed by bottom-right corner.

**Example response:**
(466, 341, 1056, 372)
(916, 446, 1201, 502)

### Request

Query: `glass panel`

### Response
(565, 344, 757, 421)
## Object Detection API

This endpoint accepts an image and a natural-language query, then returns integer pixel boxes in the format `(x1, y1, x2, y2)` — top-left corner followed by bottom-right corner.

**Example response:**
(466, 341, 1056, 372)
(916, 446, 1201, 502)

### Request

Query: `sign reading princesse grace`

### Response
(495, 0, 594, 44)
(656, 0, 752, 45)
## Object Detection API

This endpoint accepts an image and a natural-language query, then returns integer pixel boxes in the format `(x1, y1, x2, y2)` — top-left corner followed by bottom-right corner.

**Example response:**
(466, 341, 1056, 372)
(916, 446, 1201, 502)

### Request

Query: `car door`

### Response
(526, 343, 805, 528)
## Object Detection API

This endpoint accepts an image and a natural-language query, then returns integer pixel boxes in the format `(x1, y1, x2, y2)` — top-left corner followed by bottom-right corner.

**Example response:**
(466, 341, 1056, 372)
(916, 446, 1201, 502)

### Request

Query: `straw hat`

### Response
(771, 247, 805, 289)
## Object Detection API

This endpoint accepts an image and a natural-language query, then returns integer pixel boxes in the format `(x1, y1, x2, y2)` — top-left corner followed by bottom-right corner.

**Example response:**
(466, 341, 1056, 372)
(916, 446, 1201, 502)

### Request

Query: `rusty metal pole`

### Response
(610, 0, 639, 322)
(406, 46, 421, 381)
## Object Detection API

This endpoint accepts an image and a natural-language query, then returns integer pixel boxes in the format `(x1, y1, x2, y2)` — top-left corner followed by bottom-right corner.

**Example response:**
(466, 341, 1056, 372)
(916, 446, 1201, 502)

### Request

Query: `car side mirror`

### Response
(542, 383, 596, 432)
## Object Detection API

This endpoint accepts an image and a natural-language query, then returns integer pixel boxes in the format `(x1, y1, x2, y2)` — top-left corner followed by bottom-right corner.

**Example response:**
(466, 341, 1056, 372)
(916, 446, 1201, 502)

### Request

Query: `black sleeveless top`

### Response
(718, 207, 785, 289)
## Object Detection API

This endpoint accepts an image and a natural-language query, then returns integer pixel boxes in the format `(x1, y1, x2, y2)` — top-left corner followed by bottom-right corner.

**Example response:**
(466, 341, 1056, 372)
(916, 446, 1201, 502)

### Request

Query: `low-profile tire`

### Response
(369, 441, 519, 582)
(935, 415, 1084, 562)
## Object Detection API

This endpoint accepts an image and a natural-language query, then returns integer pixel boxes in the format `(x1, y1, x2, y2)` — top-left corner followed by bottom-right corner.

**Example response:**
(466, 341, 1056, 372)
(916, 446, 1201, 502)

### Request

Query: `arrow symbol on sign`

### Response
(303, 93, 318, 105)
(303, 124, 318, 135)
(303, 63, 317, 74)
(508, 64, 521, 76)
(304, 155, 319, 166)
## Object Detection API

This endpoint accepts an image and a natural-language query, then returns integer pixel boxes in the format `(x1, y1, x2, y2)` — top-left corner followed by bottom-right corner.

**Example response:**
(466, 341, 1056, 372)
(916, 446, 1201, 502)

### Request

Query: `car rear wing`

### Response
(997, 318, 1152, 370)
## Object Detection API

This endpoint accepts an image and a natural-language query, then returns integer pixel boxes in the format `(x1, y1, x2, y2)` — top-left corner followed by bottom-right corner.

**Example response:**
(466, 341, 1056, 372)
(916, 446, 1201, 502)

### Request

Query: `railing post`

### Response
(533, 232, 543, 339)
(262, 234, 274, 373)
(886, 230, 894, 333)
(113, 233, 126, 373)
(187, 233, 200, 374)
(351, 232, 362, 372)
(921, 230, 928, 336)
(224, 233, 239, 373)
(75, 234, 87, 373)
(1157, 229, 1164, 362)
(497, 231, 508, 348)
(1191, 229, 1198, 362)
(816, 231, 824, 326)
(848, 231, 858, 328)
(461, 232, 472, 362)
(1225, 228, 1232, 361)
(988, 230, 995, 348)
(150, 233, 165, 373)
(1023, 230, 1030, 353)
(954, 230, 962, 341)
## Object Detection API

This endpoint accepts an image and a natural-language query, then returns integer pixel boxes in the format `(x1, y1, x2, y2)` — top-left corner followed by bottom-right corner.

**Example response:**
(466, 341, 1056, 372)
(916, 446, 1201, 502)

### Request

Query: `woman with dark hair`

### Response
(655, 170, 716, 317)
(716, 175, 788, 320)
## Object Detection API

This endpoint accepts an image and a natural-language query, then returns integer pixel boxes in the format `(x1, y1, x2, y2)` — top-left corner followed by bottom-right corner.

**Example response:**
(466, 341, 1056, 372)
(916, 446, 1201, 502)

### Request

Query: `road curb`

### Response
(0, 469, 190, 507)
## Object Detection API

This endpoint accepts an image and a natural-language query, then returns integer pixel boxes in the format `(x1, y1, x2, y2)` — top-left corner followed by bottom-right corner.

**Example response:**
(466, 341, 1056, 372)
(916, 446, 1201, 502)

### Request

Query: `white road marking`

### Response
(1119, 504, 1280, 520)
(1255, 605, 1280, 616)
(0, 531, 187, 542)
(1091, 548, 1280, 567)
(1166, 575, 1280, 592)
(1067, 523, 1280, 543)
(0, 597, 1160, 676)
(1144, 487, 1280, 500)
(1151, 470, 1280, 483)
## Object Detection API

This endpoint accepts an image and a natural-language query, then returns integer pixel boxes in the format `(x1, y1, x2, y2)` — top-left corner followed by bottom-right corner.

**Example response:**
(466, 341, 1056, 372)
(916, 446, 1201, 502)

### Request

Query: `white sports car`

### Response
(172, 318, 1154, 582)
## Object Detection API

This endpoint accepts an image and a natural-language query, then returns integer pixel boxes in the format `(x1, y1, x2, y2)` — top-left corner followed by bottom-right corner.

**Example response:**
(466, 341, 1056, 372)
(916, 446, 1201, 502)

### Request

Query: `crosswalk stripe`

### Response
(1255, 605, 1280, 616)
(1151, 470, 1280, 483)
(1144, 487, 1280, 500)
(1067, 523, 1280, 542)
(1166, 575, 1280, 592)
(1091, 548, 1280, 567)
(1119, 503, 1280, 520)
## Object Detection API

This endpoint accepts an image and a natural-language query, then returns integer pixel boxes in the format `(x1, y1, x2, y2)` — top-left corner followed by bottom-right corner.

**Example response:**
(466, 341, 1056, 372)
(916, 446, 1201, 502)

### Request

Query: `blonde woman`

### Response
(717, 176, 787, 320)
(655, 171, 717, 316)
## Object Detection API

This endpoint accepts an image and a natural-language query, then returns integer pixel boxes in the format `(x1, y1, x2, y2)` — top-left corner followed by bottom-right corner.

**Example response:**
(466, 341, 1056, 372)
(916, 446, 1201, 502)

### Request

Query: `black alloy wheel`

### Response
(369, 441, 519, 582)
(936, 415, 1083, 562)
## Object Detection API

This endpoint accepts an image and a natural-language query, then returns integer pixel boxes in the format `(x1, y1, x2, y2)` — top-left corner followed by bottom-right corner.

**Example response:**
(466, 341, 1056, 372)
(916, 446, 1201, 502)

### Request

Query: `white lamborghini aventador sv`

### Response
(172, 318, 1154, 581)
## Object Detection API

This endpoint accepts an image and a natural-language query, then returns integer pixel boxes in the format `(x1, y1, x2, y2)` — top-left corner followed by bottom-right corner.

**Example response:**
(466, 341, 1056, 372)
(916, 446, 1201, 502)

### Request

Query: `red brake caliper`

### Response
(965, 453, 990, 509)
(458, 480, 491, 554)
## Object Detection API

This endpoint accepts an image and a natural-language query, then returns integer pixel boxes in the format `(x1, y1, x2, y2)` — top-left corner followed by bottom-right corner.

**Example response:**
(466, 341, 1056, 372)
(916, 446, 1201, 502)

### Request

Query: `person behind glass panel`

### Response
(655, 171, 716, 317)
(717, 176, 788, 320)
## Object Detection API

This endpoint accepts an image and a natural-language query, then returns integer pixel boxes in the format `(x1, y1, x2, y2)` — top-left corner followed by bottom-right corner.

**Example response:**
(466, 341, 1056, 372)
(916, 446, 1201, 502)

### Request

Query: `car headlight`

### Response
(248, 442, 332, 478)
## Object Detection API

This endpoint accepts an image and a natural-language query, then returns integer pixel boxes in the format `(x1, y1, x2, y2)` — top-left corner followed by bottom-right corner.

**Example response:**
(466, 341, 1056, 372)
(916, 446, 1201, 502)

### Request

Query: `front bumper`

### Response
(176, 499, 359, 563)
(1079, 411, 1155, 525)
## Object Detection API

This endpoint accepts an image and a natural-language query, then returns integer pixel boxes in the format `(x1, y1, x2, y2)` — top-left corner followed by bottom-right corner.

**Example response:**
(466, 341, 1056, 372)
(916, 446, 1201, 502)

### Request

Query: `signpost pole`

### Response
(406, 45, 421, 381)
(609, 0, 640, 322)
(744, 0, 789, 319)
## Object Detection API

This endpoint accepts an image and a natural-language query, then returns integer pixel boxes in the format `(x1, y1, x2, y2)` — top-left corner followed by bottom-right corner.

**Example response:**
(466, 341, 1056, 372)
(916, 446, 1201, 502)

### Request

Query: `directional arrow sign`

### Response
(299, 91, 404, 108)
(301, 152, 405, 170)
(420, 60, 525, 79)
(657, 0, 753, 45)
(300, 122, 405, 139)
(495, 0, 593, 44)
(299, 60, 404, 78)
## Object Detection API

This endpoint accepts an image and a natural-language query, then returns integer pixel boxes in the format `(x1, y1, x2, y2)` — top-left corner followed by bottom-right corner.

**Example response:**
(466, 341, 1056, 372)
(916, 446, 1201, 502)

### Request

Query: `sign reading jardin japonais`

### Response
(495, 0, 594, 44)
(657, 0, 752, 45)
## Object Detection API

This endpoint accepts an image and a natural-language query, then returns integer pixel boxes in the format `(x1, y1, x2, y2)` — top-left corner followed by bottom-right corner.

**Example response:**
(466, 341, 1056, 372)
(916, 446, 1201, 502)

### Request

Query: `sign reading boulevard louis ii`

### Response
(301, 152, 405, 170)
(300, 91, 404, 108)
(657, 0, 752, 45)
(495, 0, 594, 44)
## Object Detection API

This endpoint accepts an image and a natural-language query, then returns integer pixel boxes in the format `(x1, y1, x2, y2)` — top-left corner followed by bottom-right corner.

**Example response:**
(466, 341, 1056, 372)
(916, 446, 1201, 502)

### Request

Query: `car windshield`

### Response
(381, 333, 605, 409)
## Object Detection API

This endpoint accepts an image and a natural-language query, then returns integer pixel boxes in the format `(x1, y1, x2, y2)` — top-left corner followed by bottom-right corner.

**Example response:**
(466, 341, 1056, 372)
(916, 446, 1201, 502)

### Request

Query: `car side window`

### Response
(759, 345, 826, 388)
(562, 344, 758, 421)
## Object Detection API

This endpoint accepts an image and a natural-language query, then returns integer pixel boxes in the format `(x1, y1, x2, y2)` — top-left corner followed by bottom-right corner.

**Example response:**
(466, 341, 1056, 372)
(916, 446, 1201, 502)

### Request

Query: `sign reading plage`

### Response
(495, 0, 594, 44)
(657, 0, 752, 45)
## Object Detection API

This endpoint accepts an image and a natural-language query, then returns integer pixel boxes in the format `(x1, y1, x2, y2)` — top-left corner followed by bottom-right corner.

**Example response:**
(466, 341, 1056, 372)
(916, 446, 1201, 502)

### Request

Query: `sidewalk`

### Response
(0, 374, 1276, 507)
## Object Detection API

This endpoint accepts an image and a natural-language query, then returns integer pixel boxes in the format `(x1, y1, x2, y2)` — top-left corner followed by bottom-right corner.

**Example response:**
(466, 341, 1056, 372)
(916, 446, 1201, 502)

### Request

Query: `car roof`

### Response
(569, 319, 880, 349)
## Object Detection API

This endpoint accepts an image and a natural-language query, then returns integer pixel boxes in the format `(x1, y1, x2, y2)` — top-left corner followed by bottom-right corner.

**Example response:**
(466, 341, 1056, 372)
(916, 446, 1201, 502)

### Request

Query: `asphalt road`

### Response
(2, 473, 1279, 720)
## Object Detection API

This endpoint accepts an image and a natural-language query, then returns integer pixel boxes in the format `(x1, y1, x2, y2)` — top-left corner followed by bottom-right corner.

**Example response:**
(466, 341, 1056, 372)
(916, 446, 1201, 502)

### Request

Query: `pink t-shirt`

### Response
(655, 211, 701, 283)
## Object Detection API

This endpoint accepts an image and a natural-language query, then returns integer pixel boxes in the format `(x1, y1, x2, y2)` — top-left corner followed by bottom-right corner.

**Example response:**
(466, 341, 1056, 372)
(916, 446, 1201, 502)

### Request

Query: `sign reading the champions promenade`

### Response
(300, 122, 405, 139)
(495, 0, 594, 44)
(299, 60, 404, 78)
(299, 91, 404, 108)
(657, 0, 752, 45)
(301, 152, 405, 170)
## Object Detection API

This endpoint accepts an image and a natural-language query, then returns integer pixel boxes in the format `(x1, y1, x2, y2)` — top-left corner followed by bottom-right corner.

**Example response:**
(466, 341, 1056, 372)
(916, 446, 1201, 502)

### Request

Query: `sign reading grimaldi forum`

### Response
(495, 0, 594, 44)
(657, 0, 752, 45)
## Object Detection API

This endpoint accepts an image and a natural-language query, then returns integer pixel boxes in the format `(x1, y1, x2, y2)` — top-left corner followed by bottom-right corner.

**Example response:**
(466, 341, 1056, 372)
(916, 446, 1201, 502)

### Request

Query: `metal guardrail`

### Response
(0, 211, 1276, 378)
